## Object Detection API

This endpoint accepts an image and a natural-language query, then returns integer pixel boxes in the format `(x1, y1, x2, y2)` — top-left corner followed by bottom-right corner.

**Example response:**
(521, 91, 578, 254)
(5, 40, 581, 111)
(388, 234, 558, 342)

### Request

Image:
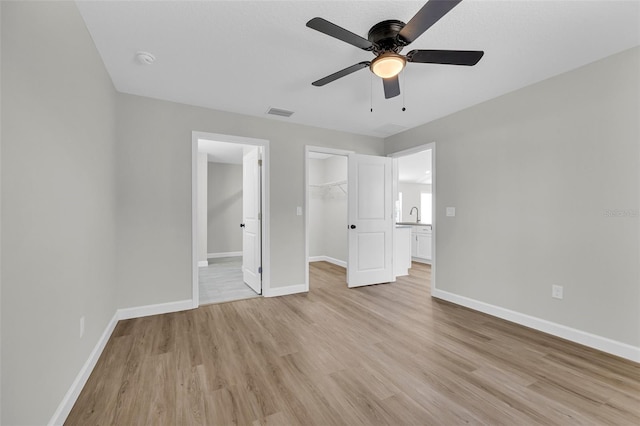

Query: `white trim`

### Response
(263, 284, 307, 298)
(411, 257, 431, 265)
(197, 260, 209, 267)
(48, 312, 119, 426)
(309, 255, 347, 268)
(207, 251, 242, 259)
(387, 142, 436, 294)
(304, 145, 354, 292)
(387, 143, 436, 158)
(432, 289, 640, 363)
(192, 131, 270, 306)
(191, 133, 198, 308)
(117, 299, 193, 321)
(49, 297, 196, 425)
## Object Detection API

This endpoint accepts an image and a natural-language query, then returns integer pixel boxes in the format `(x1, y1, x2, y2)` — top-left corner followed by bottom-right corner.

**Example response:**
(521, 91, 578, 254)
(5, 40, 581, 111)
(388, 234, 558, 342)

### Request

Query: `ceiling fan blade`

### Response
(307, 17, 374, 51)
(407, 49, 484, 65)
(399, 0, 463, 45)
(312, 62, 371, 87)
(383, 75, 401, 99)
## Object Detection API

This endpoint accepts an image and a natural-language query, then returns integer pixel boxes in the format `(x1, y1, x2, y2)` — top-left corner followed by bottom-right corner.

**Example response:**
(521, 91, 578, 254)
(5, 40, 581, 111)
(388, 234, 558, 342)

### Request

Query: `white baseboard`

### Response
(197, 260, 209, 267)
(50, 298, 195, 424)
(264, 284, 307, 297)
(48, 312, 119, 426)
(207, 251, 242, 259)
(118, 299, 194, 320)
(411, 257, 431, 265)
(309, 255, 347, 268)
(432, 288, 640, 363)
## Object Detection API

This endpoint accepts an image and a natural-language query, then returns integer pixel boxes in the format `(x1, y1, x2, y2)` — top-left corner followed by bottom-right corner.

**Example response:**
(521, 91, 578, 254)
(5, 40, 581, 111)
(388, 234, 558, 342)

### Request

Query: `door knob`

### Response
(350, 224, 356, 229)
(240, 223, 245, 228)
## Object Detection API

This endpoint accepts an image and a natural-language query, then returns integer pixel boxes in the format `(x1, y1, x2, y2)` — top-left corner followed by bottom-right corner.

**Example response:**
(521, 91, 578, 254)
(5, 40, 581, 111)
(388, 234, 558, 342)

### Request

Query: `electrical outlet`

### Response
(552, 285, 563, 300)
(80, 316, 85, 339)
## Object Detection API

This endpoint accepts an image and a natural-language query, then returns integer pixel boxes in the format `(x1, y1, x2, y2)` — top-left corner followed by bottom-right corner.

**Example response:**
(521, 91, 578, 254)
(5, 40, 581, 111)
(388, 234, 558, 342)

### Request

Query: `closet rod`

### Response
(309, 179, 346, 188)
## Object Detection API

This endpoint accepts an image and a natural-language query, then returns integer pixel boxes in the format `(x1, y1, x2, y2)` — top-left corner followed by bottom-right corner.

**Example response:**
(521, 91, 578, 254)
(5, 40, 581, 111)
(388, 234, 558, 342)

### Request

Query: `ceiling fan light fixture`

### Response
(370, 53, 406, 79)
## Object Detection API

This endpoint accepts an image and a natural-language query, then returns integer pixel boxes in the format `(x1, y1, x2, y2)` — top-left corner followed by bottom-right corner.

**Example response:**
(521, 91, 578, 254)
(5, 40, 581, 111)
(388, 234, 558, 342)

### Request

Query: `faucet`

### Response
(409, 206, 420, 223)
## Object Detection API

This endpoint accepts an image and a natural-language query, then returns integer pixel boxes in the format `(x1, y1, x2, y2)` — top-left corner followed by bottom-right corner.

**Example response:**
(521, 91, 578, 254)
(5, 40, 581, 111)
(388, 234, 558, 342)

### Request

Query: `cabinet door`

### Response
(416, 234, 432, 260)
(411, 233, 418, 257)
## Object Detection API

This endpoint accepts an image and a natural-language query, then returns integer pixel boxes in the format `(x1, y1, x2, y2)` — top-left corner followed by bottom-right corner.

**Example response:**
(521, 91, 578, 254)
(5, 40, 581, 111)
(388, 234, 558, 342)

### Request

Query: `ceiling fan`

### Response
(306, 0, 484, 99)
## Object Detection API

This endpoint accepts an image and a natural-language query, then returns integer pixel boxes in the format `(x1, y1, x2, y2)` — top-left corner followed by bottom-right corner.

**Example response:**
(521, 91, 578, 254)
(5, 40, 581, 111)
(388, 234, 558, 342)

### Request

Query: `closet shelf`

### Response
(310, 180, 347, 194)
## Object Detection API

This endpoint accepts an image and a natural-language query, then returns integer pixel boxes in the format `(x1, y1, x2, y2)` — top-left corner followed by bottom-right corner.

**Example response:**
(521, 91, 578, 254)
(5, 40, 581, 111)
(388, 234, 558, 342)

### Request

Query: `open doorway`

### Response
(192, 132, 270, 307)
(304, 146, 396, 290)
(304, 146, 352, 290)
(308, 153, 348, 267)
(390, 143, 436, 292)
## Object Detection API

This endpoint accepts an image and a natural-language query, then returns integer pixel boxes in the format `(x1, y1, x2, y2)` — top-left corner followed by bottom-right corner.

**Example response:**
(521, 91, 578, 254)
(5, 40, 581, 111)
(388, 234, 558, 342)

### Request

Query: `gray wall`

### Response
(385, 47, 640, 347)
(309, 158, 324, 258)
(115, 93, 383, 308)
(0, 4, 3, 421)
(197, 153, 208, 263)
(1, 2, 118, 424)
(207, 162, 243, 254)
(322, 156, 348, 262)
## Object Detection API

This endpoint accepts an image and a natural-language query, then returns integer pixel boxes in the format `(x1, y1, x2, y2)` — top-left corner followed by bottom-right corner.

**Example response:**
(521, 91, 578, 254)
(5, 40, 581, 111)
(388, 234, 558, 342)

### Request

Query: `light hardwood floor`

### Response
(66, 262, 640, 425)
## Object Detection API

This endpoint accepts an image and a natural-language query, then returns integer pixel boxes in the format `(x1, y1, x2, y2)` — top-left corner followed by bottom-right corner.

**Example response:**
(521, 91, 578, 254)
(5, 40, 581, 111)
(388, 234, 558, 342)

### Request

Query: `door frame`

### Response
(387, 142, 436, 294)
(191, 131, 271, 308)
(304, 145, 353, 292)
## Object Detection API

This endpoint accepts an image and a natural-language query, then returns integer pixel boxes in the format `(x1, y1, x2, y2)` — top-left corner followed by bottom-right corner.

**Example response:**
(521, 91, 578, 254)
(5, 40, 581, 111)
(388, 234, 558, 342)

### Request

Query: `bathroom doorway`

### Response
(192, 132, 270, 306)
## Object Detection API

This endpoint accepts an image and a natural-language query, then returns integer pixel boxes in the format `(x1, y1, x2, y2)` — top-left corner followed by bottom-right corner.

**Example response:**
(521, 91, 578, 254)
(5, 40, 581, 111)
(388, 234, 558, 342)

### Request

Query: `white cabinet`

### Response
(411, 225, 432, 263)
(411, 234, 418, 258)
(394, 226, 412, 277)
(416, 233, 432, 260)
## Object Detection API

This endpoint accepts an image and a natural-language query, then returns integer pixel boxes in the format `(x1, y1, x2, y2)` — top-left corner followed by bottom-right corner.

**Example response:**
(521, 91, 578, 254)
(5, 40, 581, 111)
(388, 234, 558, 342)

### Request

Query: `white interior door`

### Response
(242, 147, 262, 294)
(347, 153, 394, 287)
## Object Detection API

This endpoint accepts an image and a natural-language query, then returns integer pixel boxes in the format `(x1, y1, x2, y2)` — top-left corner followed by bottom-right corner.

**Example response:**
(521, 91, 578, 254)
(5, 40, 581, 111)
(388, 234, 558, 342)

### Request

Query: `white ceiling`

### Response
(76, 0, 640, 138)
(398, 149, 432, 184)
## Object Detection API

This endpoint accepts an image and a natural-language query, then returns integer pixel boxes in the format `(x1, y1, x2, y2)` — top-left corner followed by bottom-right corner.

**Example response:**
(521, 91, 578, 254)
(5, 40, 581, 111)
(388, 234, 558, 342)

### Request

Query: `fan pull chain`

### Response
(402, 69, 407, 112)
(370, 72, 373, 112)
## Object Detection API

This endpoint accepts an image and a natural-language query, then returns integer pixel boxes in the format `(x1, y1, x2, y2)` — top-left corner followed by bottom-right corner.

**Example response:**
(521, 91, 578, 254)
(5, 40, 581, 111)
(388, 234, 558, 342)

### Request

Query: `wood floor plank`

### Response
(66, 261, 640, 425)
(176, 365, 206, 425)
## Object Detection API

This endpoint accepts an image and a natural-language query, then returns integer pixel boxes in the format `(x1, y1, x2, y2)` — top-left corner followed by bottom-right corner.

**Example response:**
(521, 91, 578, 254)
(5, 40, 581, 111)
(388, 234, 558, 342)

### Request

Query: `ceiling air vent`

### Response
(266, 107, 294, 118)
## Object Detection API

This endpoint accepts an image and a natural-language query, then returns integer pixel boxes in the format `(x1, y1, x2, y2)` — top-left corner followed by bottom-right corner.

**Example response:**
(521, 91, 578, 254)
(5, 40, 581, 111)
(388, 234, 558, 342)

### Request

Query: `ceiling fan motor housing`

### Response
(367, 20, 407, 54)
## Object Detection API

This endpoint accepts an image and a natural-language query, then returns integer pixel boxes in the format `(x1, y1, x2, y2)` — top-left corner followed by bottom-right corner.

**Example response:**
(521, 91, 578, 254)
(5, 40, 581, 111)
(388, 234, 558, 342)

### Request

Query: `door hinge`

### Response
(258, 266, 262, 274)
(258, 159, 262, 167)
(258, 212, 262, 220)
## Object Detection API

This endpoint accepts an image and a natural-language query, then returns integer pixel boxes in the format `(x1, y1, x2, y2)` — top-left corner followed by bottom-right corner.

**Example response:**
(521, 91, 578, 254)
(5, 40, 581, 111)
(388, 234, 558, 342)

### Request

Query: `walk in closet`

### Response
(308, 154, 348, 267)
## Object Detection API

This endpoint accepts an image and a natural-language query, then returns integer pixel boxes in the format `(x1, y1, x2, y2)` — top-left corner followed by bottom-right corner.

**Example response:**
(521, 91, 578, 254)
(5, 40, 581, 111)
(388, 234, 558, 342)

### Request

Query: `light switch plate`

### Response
(552, 285, 563, 299)
(296, 206, 302, 216)
(446, 207, 456, 217)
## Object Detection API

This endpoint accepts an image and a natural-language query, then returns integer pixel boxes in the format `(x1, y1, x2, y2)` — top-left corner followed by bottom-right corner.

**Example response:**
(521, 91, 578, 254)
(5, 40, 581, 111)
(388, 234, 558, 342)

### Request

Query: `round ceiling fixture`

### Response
(135, 51, 156, 65)
(370, 52, 406, 79)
